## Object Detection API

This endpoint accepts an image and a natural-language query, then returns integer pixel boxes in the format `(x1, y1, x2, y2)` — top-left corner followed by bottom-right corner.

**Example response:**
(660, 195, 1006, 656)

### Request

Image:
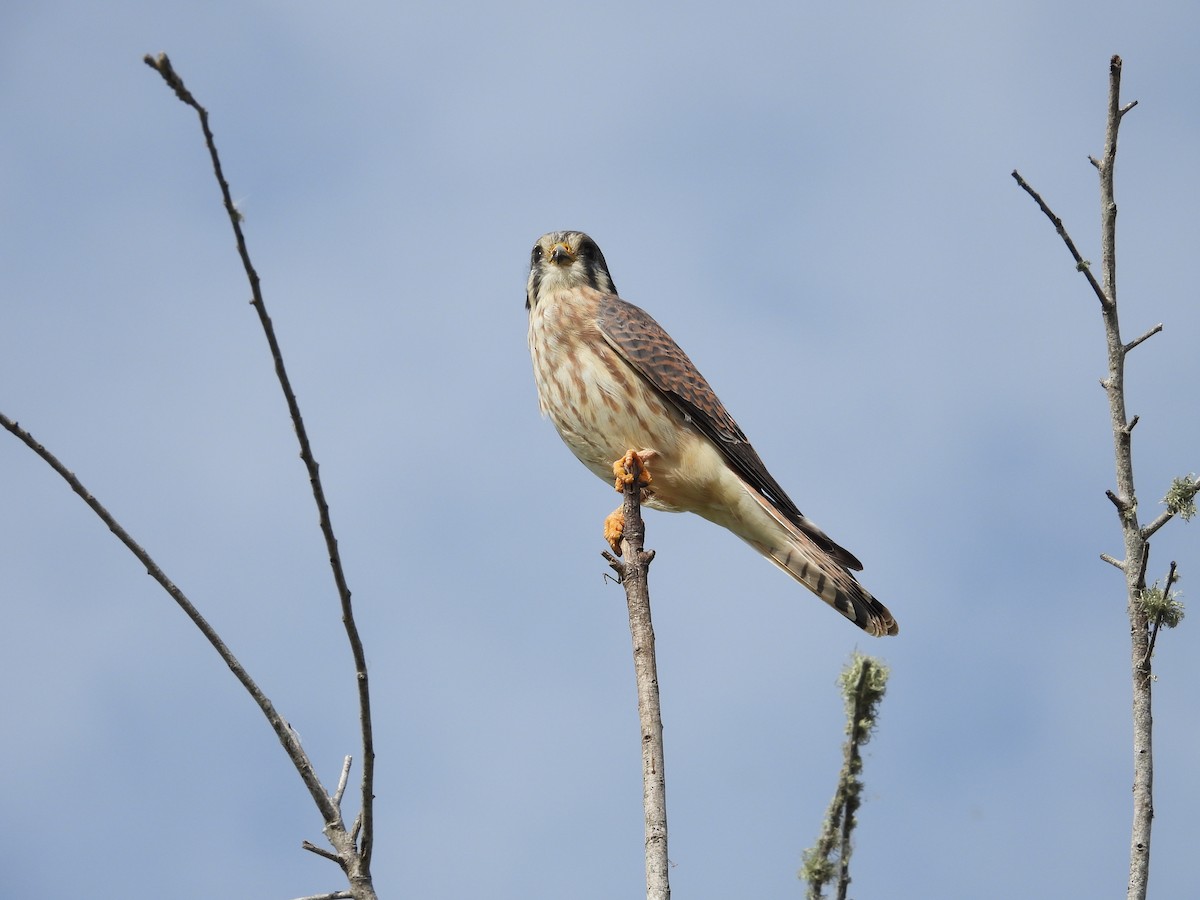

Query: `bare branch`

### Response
(1094, 53, 1153, 900)
(334, 756, 353, 809)
(1106, 489, 1133, 516)
(1018, 55, 1170, 900)
(1141, 510, 1173, 541)
(143, 52, 377, 879)
(290, 893, 353, 900)
(1101, 553, 1126, 571)
(1133, 543, 1151, 593)
(1011, 169, 1112, 310)
(0, 413, 341, 826)
(1124, 324, 1163, 354)
(604, 452, 669, 899)
(302, 841, 343, 865)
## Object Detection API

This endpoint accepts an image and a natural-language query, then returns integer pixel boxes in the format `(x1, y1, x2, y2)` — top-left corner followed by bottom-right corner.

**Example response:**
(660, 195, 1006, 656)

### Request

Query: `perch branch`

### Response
(604, 453, 669, 900)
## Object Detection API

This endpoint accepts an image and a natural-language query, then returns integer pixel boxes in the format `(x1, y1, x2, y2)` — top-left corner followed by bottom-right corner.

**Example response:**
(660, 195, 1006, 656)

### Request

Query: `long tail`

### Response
(735, 484, 898, 637)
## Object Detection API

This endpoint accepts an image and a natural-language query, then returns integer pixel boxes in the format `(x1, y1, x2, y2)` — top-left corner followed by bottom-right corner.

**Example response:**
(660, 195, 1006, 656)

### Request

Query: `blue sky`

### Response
(3, 2, 1199, 897)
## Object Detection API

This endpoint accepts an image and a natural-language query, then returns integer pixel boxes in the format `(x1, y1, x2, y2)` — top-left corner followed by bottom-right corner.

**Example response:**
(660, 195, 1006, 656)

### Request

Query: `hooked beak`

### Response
(550, 242, 574, 265)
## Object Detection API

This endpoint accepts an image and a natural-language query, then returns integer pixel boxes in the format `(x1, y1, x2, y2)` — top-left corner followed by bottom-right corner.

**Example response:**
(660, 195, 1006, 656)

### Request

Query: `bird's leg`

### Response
(605, 450, 655, 556)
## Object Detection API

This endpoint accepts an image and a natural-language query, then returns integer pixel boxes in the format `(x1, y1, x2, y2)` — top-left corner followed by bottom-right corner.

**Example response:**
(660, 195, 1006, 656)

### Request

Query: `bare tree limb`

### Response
(0, 413, 343, 829)
(1141, 510, 1174, 541)
(603, 451, 669, 900)
(302, 841, 344, 865)
(1124, 323, 1163, 354)
(1094, 58, 1156, 900)
(334, 755, 354, 809)
(1010, 169, 1111, 311)
(1106, 489, 1134, 517)
(1100, 553, 1126, 571)
(141, 54, 377, 877)
(1014, 54, 1194, 900)
(3, 49, 380, 900)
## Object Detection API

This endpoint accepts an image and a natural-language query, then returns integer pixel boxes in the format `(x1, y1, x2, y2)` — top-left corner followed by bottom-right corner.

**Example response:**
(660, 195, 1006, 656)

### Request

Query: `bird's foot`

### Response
(611, 449, 654, 493)
(604, 507, 626, 556)
(606, 450, 655, 555)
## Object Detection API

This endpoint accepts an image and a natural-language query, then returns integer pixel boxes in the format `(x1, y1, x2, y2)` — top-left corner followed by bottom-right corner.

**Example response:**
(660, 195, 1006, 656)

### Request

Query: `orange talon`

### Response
(612, 449, 653, 492)
(604, 508, 626, 556)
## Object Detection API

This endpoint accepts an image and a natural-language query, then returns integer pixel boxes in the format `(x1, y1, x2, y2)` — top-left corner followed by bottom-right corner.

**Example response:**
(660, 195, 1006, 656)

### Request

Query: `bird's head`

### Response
(526, 230, 617, 309)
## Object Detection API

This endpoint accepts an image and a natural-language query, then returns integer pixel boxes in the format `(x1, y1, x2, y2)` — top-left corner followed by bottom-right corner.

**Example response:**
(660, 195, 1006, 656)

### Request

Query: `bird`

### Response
(526, 230, 898, 637)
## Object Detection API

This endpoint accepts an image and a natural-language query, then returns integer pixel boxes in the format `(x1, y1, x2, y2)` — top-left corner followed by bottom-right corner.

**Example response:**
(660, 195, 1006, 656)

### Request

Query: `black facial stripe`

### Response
(527, 267, 542, 309)
(576, 235, 613, 293)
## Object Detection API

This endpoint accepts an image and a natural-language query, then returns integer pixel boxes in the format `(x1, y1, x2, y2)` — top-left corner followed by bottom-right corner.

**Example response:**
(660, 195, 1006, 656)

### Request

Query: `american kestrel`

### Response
(526, 231, 898, 637)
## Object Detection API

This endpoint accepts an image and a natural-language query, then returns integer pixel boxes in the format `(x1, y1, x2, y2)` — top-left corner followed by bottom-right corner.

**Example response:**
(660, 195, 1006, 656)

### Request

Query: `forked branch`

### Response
(140, 52, 377, 895)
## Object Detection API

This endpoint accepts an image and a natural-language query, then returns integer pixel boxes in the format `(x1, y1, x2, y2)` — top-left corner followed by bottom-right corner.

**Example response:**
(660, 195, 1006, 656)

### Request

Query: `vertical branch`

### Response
(604, 453, 668, 900)
(141, 53, 376, 898)
(1015, 55, 1178, 900)
(1094, 56, 1154, 900)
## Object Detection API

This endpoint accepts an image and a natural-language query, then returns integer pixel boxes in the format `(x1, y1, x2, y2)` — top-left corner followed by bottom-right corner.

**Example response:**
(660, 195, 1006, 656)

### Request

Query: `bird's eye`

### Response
(531, 244, 545, 265)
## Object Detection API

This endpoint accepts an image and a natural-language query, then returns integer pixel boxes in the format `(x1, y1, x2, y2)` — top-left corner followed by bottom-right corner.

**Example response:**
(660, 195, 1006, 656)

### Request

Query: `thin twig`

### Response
(1010, 169, 1112, 310)
(1124, 324, 1163, 354)
(1140, 510, 1173, 541)
(290, 893, 353, 900)
(334, 755, 354, 809)
(1100, 553, 1126, 571)
(1106, 489, 1132, 516)
(0, 413, 339, 826)
(143, 52, 376, 874)
(302, 841, 344, 865)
